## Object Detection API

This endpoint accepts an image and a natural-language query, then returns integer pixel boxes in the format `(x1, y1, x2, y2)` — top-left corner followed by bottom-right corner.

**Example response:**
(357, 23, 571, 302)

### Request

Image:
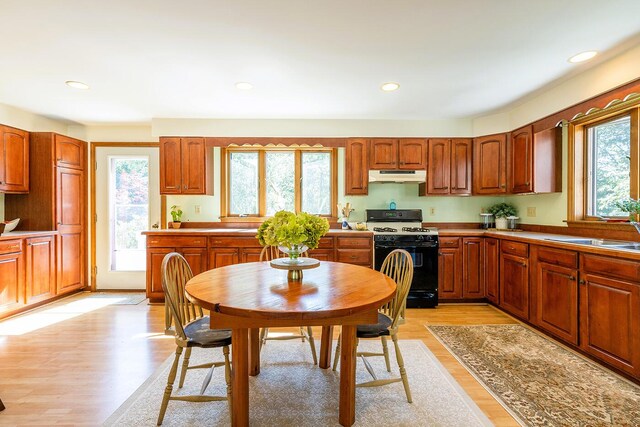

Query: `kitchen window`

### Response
(222, 147, 337, 219)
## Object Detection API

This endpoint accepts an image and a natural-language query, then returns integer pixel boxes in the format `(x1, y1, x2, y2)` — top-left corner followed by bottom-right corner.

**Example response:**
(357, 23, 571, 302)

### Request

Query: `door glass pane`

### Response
(302, 152, 331, 214)
(229, 152, 259, 215)
(266, 152, 294, 215)
(110, 158, 149, 271)
(587, 115, 631, 217)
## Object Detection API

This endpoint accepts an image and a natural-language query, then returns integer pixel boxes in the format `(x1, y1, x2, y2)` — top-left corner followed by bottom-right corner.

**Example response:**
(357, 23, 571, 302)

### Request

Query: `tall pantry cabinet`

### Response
(5, 133, 87, 294)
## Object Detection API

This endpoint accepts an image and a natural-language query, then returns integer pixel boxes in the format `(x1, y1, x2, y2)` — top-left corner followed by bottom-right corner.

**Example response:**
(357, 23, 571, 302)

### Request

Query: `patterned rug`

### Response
(104, 340, 492, 426)
(427, 324, 640, 426)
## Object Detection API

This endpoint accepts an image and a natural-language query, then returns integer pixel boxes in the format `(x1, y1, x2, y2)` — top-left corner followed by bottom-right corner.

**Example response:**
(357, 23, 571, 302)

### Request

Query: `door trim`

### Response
(89, 142, 163, 291)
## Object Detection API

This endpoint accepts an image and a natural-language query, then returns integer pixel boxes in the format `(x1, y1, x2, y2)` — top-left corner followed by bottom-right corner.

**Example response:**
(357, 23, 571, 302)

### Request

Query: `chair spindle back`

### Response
(379, 249, 414, 329)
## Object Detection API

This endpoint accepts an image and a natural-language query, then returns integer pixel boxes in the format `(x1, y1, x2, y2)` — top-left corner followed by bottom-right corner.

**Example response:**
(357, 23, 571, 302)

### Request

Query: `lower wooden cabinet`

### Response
(438, 237, 462, 299)
(57, 232, 84, 294)
(25, 235, 56, 304)
(499, 241, 529, 320)
(483, 238, 500, 304)
(0, 240, 24, 314)
(209, 248, 240, 268)
(462, 238, 483, 298)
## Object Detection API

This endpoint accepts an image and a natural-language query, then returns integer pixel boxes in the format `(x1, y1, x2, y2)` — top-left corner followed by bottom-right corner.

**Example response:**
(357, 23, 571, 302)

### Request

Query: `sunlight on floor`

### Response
(0, 297, 128, 336)
(131, 332, 173, 340)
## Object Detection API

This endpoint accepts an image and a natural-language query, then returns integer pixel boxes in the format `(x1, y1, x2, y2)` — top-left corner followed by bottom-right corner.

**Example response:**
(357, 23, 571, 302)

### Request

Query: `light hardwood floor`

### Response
(0, 293, 519, 426)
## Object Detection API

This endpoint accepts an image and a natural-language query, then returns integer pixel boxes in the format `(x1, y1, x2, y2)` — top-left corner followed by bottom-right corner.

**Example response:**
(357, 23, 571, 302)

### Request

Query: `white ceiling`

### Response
(1, 0, 640, 125)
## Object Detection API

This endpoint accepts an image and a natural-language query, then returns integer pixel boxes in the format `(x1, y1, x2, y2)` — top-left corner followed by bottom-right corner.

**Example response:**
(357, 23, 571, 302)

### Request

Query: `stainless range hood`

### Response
(368, 169, 426, 183)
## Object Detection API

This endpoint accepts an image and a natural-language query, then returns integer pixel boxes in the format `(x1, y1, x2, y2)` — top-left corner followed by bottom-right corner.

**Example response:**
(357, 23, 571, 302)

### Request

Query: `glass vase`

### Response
(278, 244, 308, 264)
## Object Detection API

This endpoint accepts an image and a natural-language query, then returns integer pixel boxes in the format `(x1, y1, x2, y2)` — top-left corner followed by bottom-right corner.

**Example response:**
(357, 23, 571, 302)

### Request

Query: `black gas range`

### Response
(366, 209, 439, 308)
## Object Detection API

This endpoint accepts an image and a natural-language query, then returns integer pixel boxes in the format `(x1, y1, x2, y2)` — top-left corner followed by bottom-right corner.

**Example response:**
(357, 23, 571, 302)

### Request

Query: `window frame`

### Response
(569, 103, 639, 224)
(220, 146, 338, 220)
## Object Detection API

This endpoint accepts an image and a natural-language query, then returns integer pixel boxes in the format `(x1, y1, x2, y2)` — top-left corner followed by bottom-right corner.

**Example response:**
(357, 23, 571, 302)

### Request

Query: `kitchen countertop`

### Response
(0, 230, 57, 240)
(142, 228, 373, 236)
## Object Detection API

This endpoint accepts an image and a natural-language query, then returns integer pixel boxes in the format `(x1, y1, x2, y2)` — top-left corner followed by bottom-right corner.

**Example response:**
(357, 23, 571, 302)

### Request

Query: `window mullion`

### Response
(630, 108, 639, 200)
(295, 150, 301, 213)
(259, 150, 266, 217)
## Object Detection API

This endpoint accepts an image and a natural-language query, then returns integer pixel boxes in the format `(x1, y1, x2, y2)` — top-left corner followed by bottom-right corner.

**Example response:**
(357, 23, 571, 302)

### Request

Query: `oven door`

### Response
(374, 244, 438, 307)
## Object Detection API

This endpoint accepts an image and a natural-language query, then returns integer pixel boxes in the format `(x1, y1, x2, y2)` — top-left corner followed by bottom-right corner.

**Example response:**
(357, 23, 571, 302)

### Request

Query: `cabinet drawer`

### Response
(337, 249, 371, 264)
(0, 239, 23, 254)
(208, 236, 261, 248)
(537, 246, 577, 269)
(317, 237, 335, 249)
(439, 237, 460, 248)
(147, 236, 206, 248)
(581, 254, 640, 283)
(501, 240, 528, 257)
(336, 237, 371, 249)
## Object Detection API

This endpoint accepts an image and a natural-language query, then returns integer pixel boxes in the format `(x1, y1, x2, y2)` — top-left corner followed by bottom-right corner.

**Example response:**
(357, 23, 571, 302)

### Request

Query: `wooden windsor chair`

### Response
(157, 252, 232, 425)
(332, 248, 414, 402)
(258, 245, 318, 365)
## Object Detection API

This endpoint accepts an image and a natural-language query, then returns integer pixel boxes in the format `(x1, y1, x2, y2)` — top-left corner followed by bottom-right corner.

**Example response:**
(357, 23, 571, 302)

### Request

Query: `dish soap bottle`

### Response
(389, 200, 396, 210)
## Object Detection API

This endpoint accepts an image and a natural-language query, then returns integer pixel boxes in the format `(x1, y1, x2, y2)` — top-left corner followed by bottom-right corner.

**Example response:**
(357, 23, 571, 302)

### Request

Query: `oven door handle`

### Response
(375, 245, 420, 250)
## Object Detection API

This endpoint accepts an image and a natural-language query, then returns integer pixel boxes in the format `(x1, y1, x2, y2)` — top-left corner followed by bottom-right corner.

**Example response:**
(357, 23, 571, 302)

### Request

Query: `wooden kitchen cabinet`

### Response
(5, 132, 87, 296)
(25, 235, 56, 304)
(0, 125, 29, 193)
(369, 139, 425, 170)
(335, 236, 372, 267)
(510, 125, 562, 194)
(499, 241, 529, 320)
(0, 240, 24, 314)
(345, 138, 369, 195)
(159, 137, 213, 195)
(579, 253, 640, 377)
(484, 238, 500, 304)
(438, 237, 462, 299)
(473, 133, 507, 194)
(531, 246, 578, 345)
(462, 238, 484, 298)
(421, 138, 472, 196)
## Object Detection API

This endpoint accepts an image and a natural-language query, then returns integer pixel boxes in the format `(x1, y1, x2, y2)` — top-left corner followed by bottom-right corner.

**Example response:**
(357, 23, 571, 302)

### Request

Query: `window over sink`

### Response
(221, 147, 337, 219)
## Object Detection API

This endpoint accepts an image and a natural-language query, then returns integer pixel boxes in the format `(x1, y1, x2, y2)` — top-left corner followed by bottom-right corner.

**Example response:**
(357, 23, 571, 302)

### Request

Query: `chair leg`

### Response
(223, 345, 232, 414)
(306, 326, 318, 365)
(332, 332, 341, 371)
(392, 333, 412, 403)
(299, 326, 306, 342)
(381, 336, 391, 372)
(178, 347, 192, 388)
(259, 328, 268, 351)
(157, 346, 183, 425)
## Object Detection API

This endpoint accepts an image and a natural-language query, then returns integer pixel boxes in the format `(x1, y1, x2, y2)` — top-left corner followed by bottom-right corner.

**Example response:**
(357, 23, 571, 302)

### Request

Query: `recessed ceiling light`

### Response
(65, 80, 89, 90)
(568, 51, 597, 63)
(235, 82, 253, 90)
(381, 82, 400, 92)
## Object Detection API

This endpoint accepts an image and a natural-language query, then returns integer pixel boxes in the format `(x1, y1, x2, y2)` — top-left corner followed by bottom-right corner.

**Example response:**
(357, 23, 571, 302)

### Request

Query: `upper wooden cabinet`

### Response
(421, 138, 472, 195)
(345, 138, 369, 195)
(55, 135, 84, 170)
(509, 124, 561, 193)
(369, 138, 425, 170)
(159, 137, 213, 195)
(473, 133, 507, 194)
(0, 125, 29, 193)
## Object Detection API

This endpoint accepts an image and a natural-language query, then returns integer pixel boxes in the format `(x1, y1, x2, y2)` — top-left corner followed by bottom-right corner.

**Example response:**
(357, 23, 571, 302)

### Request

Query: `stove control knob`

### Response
(416, 235, 424, 241)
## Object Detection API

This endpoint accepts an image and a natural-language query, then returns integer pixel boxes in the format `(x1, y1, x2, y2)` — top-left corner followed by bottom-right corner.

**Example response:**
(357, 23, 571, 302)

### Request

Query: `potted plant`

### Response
(487, 202, 518, 230)
(170, 205, 183, 229)
(257, 210, 330, 261)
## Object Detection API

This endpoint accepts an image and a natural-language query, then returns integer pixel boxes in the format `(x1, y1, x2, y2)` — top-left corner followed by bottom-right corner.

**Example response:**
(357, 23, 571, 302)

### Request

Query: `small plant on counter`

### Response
(257, 210, 330, 251)
(486, 202, 518, 218)
(170, 205, 183, 228)
(615, 198, 640, 222)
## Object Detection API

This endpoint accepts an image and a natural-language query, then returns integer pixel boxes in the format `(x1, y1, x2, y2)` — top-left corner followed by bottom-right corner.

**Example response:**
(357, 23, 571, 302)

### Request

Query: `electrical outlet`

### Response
(430, 207, 436, 215)
(527, 207, 536, 217)
(195, 205, 201, 214)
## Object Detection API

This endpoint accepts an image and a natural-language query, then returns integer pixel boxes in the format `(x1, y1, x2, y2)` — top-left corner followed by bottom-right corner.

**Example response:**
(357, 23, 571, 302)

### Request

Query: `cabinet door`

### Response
(55, 135, 84, 170)
(181, 138, 209, 194)
(484, 238, 500, 304)
(308, 249, 334, 261)
(160, 137, 182, 194)
(500, 253, 529, 320)
(0, 250, 24, 313)
(345, 138, 369, 195)
(398, 139, 426, 170)
(0, 126, 29, 193)
(450, 138, 472, 195)
(462, 238, 483, 298)
(56, 167, 84, 293)
(510, 125, 533, 193)
(181, 248, 207, 275)
(438, 247, 462, 299)
(426, 139, 450, 194)
(336, 249, 371, 266)
(26, 236, 56, 304)
(473, 134, 507, 194)
(146, 247, 175, 301)
(369, 139, 397, 169)
(533, 261, 578, 345)
(57, 232, 84, 293)
(209, 248, 239, 268)
(240, 248, 263, 263)
(580, 273, 640, 377)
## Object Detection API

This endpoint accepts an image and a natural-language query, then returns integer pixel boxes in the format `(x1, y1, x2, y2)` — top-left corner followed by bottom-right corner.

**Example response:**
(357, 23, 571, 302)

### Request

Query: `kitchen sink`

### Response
(545, 238, 640, 250)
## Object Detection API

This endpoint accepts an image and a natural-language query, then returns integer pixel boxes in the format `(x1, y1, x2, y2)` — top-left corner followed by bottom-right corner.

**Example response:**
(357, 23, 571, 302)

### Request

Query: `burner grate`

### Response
(402, 227, 432, 233)
(373, 227, 398, 232)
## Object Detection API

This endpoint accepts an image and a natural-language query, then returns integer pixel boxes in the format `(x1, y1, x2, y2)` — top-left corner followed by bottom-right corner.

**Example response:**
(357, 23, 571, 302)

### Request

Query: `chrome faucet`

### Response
(632, 221, 640, 234)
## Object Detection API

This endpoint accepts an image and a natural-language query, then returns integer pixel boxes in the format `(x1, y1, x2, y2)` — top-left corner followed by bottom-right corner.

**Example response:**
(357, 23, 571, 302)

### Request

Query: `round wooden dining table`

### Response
(185, 260, 396, 427)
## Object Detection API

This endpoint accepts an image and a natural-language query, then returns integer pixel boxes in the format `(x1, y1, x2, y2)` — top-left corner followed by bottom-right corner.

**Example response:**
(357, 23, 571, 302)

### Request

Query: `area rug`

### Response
(86, 292, 147, 305)
(427, 324, 640, 426)
(104, 340, 492, 426)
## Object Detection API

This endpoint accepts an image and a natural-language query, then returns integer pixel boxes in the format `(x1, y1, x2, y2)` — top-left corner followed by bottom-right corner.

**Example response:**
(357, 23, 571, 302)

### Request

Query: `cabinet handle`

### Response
(501, 184, 506, 188)
(579, 279, 585, 285)
(568, 276, 575, 281)
(28, 242, 48, 247)
(350, 255, 357, 259)
(451, 186, 457, 190)
(521, 262, 527, 267)
(183, 185, 187, 189)
(212, 240, 223, 244)
(8, 245, 20, 250)
(0, 181, 3, 184)
(438, 252, 443, 256)
(443, 186, 449, 189)
(525, 181, 530, 186)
